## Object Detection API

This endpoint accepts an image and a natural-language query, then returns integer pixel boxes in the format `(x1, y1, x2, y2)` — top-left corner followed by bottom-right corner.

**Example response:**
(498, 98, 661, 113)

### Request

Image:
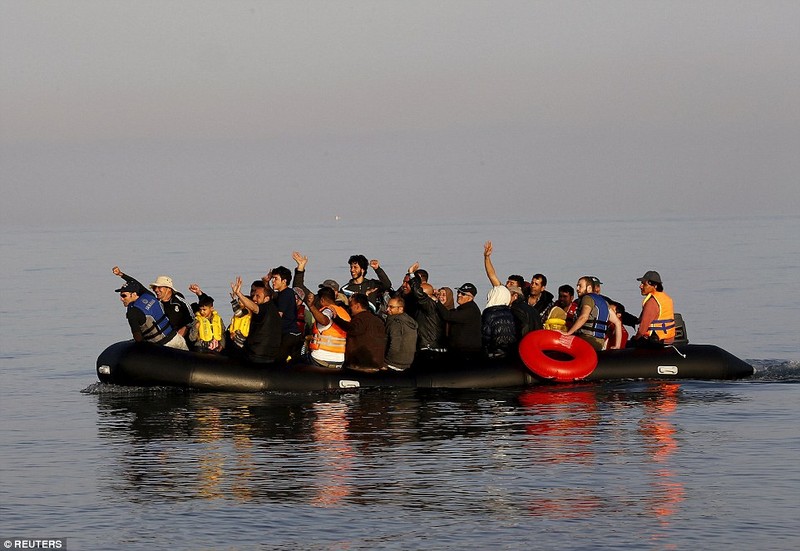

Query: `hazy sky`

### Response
(2, 1, 798, 226)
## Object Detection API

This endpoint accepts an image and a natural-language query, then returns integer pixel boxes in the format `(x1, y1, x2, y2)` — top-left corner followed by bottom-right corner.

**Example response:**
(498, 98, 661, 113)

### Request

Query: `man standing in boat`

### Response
(631, 270, 676, 347)
(341, 254, 392, 312)
(265, 265, 303, 364)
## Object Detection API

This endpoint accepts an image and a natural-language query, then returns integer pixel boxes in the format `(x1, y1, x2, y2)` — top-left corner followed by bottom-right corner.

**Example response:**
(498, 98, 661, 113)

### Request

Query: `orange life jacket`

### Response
(643, 291, 676, 341)
(309, 304, 351, 355)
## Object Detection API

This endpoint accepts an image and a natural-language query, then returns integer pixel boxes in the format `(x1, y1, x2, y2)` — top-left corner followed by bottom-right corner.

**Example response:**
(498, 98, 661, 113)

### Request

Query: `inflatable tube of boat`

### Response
(518, 330, 598, 382)
(96, 339, 754, 392)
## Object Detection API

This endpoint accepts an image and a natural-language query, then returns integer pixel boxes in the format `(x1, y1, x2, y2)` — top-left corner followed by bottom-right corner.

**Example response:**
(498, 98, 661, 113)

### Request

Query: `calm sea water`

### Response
(1, 216, 798, 550)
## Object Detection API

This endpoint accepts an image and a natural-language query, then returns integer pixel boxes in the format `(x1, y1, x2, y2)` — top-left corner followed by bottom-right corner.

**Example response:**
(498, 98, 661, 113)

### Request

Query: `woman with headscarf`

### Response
(482, 285, 517, 357)
(437, 287, 455, 310)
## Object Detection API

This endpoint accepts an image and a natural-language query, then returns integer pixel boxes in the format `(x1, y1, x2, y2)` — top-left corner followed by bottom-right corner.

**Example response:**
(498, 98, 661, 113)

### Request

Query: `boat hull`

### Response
(96, 340, 754, 392)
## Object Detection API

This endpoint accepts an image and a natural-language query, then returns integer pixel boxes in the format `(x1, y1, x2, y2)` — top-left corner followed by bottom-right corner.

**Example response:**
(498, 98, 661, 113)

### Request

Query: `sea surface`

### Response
(1, 216, 799, 550)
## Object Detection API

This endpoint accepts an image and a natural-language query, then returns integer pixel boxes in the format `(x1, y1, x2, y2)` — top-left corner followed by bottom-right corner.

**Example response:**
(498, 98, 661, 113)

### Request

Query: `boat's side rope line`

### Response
(670, 345, 687, 359)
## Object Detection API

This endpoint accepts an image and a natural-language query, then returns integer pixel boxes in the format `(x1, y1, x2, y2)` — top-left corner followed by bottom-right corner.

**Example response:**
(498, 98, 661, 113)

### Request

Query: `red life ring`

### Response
(519, 330, 598, 382)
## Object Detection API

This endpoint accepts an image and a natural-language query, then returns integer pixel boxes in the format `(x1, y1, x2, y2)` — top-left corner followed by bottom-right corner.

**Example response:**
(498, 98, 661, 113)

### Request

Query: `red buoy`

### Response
(519, 330, 598, 382)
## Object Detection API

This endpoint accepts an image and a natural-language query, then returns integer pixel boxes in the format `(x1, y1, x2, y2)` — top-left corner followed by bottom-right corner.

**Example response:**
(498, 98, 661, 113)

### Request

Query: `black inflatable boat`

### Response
(96, 338, 754, 392)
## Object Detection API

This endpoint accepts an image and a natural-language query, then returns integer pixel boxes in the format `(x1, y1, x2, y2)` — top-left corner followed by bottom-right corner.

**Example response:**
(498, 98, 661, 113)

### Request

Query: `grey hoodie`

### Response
(384, 312, 418, 370)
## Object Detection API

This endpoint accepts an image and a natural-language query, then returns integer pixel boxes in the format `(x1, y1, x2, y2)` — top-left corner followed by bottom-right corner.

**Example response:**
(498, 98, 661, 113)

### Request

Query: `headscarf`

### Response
(486, 285, 511, 308)
(440, 287, 455, 310)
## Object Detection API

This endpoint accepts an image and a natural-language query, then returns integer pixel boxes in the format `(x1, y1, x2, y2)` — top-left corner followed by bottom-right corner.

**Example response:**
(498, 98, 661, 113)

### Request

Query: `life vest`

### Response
(229, 312, 251, 337)
(643, 291, 676, 341)
(544, 306, 567, 332)
(131, 294, 174, 345)
(197, 311, 224, 342)
(228, 311, 251, 347)
(309, 304, 350, 355)
(578, 293, 611, 339)
(565, 301, 578, 329)
(295, 304, 307, 335)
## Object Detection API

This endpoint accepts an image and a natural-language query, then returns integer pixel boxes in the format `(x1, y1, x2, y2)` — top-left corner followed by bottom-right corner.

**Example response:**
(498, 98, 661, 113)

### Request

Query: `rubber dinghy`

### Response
(96, 336, 754, 392)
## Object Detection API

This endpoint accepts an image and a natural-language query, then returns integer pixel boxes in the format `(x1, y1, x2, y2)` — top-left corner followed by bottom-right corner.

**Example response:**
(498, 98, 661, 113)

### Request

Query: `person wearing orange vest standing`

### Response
(304, 286, 351, 369)
(632, 270, 676, 347)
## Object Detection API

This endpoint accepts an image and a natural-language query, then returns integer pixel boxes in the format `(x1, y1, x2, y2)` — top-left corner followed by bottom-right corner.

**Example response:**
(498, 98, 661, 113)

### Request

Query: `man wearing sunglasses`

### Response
(114, 278, 185, 349)
(436, 282, 482, 358)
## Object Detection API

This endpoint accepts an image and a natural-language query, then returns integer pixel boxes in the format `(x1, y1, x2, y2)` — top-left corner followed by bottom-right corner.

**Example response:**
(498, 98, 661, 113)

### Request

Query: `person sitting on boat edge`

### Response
(384, 295, 418, 371)
(341, 254, 392, 312)
(112, 266, 190, 350)
(188, 294, 225, 353)
(230, 277, 281, 364)
(631, 270, 676, 348)
(564, 276, 623, 351)
(330, 292, 386, 371)
(304, 286, 351, 369)
(265, 265, 303, 364)
(435, 282, 482, 359)
(113, 278, 185, 349)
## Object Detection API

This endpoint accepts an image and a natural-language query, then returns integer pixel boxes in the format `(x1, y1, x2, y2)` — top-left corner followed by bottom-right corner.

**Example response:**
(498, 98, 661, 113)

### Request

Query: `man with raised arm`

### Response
(341, 254, 392, 312)
(483, 241, 539, 339)
(230, 277, 281, 364)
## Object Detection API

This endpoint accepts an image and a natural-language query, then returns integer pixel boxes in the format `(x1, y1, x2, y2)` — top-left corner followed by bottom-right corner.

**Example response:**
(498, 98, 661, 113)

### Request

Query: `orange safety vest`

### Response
(643, 291, 676, 341)
(309, 304, 351, 355)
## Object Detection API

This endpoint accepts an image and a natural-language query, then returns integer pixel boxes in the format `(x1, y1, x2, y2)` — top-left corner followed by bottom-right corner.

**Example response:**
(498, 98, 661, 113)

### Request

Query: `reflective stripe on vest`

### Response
(310, 304, 350, 354)
(132, 294, 174, 345)
(644, 292, 676, 341)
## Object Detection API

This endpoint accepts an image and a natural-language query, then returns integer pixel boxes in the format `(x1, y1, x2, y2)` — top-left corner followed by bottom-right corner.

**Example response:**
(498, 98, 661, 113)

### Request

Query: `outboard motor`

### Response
(673, 313, 689, 345)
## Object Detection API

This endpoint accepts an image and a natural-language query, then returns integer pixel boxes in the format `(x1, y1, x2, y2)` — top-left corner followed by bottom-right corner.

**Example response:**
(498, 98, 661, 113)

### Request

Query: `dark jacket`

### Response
(482, 305, 518, 356)
(121, 273, 193, 332)
(342, 267, 393, 311)
(510, 298, 541, 339)
(384, 312, 418, 370)
(246, 300, 281, 363)
(436, 300, 482, 353)
(334, 310, 387, 368)
(532, 290, 555, 322)
(409, 275, 445, 349)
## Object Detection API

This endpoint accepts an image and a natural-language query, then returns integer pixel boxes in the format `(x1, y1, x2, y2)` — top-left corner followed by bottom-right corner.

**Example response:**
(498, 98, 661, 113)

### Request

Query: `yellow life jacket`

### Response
(197, 310, 224, 342)
(309, 304, 350, 354)
(544, 307, 567, 332)
(643, 291, 676, 341)
(229, 311, 251, 338)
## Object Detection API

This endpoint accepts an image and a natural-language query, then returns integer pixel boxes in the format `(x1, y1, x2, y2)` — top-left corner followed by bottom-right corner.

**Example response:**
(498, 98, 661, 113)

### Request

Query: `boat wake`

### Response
(747, 359, 800, 382)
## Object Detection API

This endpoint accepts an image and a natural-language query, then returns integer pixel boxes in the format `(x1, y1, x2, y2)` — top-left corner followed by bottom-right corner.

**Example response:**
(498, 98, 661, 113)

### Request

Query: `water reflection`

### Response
(517, 383, 685, 526)
(93, 383, 693, 522)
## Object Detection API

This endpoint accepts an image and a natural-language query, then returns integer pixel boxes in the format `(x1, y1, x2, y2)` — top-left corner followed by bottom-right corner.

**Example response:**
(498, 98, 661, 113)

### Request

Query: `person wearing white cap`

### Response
(112, 266, 192, 349)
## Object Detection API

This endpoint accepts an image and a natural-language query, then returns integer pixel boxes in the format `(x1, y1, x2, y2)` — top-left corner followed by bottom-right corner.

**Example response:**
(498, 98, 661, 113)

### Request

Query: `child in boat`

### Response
(606, 301, 629, 350)
(189, 295, 225, 353)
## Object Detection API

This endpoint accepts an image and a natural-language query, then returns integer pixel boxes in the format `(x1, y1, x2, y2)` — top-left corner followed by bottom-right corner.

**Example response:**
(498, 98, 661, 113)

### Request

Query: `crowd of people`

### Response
(111, 243, 677, 371)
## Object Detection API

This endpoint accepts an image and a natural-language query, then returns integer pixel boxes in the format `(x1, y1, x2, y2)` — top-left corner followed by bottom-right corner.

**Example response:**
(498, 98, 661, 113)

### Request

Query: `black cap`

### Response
(636, 270, 663, 284)
(115, 281, 143, 295)
(456, 283, 477, 297)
